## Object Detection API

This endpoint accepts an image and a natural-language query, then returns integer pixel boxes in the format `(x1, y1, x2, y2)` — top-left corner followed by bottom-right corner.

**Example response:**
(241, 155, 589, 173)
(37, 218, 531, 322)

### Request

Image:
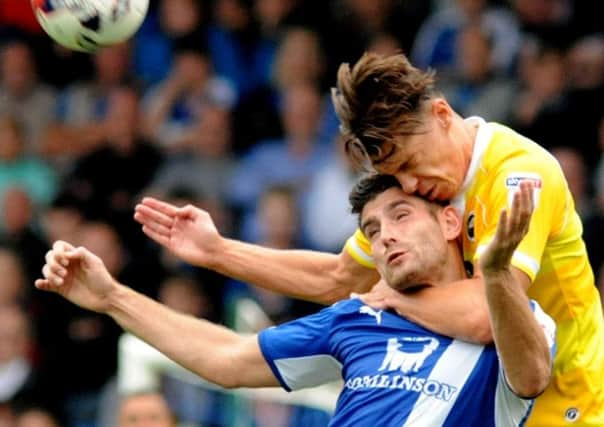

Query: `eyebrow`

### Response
(371, 144, 397, 167)
(361, 199, 414, 234)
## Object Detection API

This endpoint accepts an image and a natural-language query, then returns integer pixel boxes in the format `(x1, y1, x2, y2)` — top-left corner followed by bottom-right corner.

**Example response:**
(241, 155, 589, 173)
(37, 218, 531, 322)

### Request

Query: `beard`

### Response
(382, 247, 448, 292)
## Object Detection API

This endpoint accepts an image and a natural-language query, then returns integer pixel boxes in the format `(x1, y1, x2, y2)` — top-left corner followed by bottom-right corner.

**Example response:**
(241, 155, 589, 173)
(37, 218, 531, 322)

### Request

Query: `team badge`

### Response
(466, 212, 475, 241)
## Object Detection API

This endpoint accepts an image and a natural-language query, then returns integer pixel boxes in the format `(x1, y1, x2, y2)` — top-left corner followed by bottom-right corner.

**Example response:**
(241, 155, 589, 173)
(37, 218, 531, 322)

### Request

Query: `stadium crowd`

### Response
(0, 0, 602, 425)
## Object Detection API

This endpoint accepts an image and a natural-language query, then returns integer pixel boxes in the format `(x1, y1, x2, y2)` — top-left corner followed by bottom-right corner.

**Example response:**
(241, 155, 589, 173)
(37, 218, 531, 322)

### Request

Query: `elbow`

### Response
(509, 359, 552, 399)
(465, 310, 493, 345)
(472, 323, 493, 346)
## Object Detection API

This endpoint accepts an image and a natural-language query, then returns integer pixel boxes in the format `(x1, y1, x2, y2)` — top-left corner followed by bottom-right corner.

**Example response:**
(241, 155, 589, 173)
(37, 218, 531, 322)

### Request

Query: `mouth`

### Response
(387, 251, 407, 265)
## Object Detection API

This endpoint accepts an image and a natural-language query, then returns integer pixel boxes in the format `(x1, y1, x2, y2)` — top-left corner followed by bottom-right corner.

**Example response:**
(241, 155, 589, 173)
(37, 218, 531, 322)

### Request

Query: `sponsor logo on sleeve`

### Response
(504, 173, 542, 208)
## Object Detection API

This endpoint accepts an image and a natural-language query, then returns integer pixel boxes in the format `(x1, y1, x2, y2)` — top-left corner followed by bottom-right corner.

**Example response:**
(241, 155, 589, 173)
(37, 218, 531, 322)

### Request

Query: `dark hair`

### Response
(349, 174, 401, 217)
(332, 52, 437, 169)
(349, 174, 450, 227)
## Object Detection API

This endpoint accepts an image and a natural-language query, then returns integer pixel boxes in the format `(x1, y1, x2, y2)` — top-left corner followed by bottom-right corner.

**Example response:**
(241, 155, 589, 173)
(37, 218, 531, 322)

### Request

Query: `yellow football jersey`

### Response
(345, 118, 604, 426)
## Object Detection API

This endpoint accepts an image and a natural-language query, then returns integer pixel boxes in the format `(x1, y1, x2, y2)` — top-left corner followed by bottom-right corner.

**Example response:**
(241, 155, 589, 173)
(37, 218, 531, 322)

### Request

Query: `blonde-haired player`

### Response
(135, 53, 604, 426)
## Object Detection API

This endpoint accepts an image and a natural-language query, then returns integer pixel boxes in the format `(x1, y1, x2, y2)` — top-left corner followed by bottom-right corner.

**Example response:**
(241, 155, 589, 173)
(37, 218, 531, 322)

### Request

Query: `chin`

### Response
(388, 272, 415, 292)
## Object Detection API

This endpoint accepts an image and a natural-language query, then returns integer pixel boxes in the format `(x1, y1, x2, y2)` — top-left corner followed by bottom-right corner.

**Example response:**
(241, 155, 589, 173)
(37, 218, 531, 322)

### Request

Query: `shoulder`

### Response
(484, 123, 565, 183)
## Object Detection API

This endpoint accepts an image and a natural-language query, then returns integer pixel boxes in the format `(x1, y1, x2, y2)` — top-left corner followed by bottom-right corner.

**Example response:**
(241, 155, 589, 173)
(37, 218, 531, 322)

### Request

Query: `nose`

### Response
(395, 173, 418, 193)
(379, 220, 398, 247)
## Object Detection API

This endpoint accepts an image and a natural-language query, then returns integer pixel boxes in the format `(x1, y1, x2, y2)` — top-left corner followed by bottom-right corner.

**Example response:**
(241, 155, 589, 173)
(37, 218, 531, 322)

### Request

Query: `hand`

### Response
(134, 197, 223, 267)
(479, 181, 535, 276)
(35, 241, 117, 313)
(355, 279, 407, 313)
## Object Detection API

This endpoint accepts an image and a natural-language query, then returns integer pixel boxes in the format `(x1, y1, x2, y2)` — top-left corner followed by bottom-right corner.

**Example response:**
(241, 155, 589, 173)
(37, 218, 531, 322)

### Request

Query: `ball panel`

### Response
(31, 0, 148, 53)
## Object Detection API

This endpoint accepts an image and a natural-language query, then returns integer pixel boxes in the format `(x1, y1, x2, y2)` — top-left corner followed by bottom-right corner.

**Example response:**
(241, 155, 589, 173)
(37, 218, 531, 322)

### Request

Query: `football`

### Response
(31, 0, 149, 53)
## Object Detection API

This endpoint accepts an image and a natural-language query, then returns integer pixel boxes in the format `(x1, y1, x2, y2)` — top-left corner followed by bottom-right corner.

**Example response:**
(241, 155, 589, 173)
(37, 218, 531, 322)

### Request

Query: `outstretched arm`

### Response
(479, 181, 552, 397)
(35, 242, 279, 389)
(134, 197, 379, 304)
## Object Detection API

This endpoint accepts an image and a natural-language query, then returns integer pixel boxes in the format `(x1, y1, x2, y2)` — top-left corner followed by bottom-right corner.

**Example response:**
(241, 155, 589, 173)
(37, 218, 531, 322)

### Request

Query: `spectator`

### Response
(510, 38, 567, 133)
(227, 185, 320, 323)
(438, 23, 516, 122)
(133, 0, 209, 87)
(301, 139, 360, 252)
(411, 0, 520, 76)
(0, 39, 56, 155)
(0, 188, 48, 285)
(65, 86, 163, 247)
(117, 392, 177, 427)
(147, 106, 237, 203)
(40, 43, 135, 171)
(42, 221, 143, 427)
(517, 35, 603, 173)
(39, 191, 85, 246)
(0, 115, 57, 219)
(142, 37, 236, 151)
(233, 26, 328, 152)
(551, 146, 593, 217)
(0, 306, 38, 406)
(14, 407, 60, 427)
(0, 247, 27, 308)
(228, 82, 330, 234)
(156, 274, 224, 426)
(206, 0, 275, 101)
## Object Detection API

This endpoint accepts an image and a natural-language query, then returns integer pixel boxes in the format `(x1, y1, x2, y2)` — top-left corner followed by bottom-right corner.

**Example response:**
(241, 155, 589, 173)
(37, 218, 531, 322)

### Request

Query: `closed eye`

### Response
(394, 210, 411, 221)
(365, 227, 379, 241)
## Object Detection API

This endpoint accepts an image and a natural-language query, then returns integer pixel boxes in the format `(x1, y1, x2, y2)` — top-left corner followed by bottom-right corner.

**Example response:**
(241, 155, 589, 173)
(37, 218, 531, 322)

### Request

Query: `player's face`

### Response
(371, 116, 467, 202)
(360, 188, 451, 291)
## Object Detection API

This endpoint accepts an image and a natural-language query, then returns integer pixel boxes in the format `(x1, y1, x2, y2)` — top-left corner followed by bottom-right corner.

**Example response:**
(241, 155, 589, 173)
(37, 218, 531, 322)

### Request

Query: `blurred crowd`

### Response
(0, 0, 602, 425)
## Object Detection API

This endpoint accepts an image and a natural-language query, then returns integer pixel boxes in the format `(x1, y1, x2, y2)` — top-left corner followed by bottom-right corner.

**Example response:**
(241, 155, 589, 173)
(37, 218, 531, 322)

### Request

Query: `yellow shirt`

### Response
(345, 118, 604, 426)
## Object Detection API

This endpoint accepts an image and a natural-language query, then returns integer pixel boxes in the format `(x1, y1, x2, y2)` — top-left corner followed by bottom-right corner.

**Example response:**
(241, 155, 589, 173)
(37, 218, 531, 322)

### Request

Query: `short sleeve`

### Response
(258, 306, 343, 391)
(474, 154, 568, 281)
(344, 229, 375, 268)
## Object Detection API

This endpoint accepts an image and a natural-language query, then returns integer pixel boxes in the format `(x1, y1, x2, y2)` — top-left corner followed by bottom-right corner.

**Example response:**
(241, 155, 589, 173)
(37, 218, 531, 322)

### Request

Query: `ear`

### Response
(431, 98, 453, 129)
(440, 205, 462, 241)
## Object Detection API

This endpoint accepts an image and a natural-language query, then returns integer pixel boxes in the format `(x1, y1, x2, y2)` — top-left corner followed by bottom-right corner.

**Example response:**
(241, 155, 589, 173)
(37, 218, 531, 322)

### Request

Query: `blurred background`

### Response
(0, 0, 602, 425)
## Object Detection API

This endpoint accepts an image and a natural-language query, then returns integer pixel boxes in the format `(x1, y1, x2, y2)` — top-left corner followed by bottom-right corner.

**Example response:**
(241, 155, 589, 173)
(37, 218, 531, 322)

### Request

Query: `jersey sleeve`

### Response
(474, 154, 568, 281)
(344, 228, 375, 268)
(258, 305, 343, 391)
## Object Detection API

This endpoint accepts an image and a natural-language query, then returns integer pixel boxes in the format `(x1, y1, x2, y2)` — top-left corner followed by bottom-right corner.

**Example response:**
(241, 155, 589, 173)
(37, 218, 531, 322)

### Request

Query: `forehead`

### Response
(370, 136, 423, 174)
(361, 187, 425, 220)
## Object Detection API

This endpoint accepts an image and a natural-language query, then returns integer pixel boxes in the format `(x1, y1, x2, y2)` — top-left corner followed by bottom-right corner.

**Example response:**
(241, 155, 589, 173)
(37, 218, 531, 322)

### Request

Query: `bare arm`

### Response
(479, 182, 551, 397)
(35, 242, 279, 389)
(214, 240, 378, 303)
(107, 283, 278, 389)
(135, 198, 379, 304)
(364, 266, 532, 345)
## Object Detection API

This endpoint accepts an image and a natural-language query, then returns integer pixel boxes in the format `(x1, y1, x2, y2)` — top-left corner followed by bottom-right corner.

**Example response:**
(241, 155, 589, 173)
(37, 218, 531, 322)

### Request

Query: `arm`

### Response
(361, 267, 530, 345)
(360, 276, 492, 344)
(35, 241, 279, 389)
(134, 197, 379, 304)
(479, 181, 552, 397)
